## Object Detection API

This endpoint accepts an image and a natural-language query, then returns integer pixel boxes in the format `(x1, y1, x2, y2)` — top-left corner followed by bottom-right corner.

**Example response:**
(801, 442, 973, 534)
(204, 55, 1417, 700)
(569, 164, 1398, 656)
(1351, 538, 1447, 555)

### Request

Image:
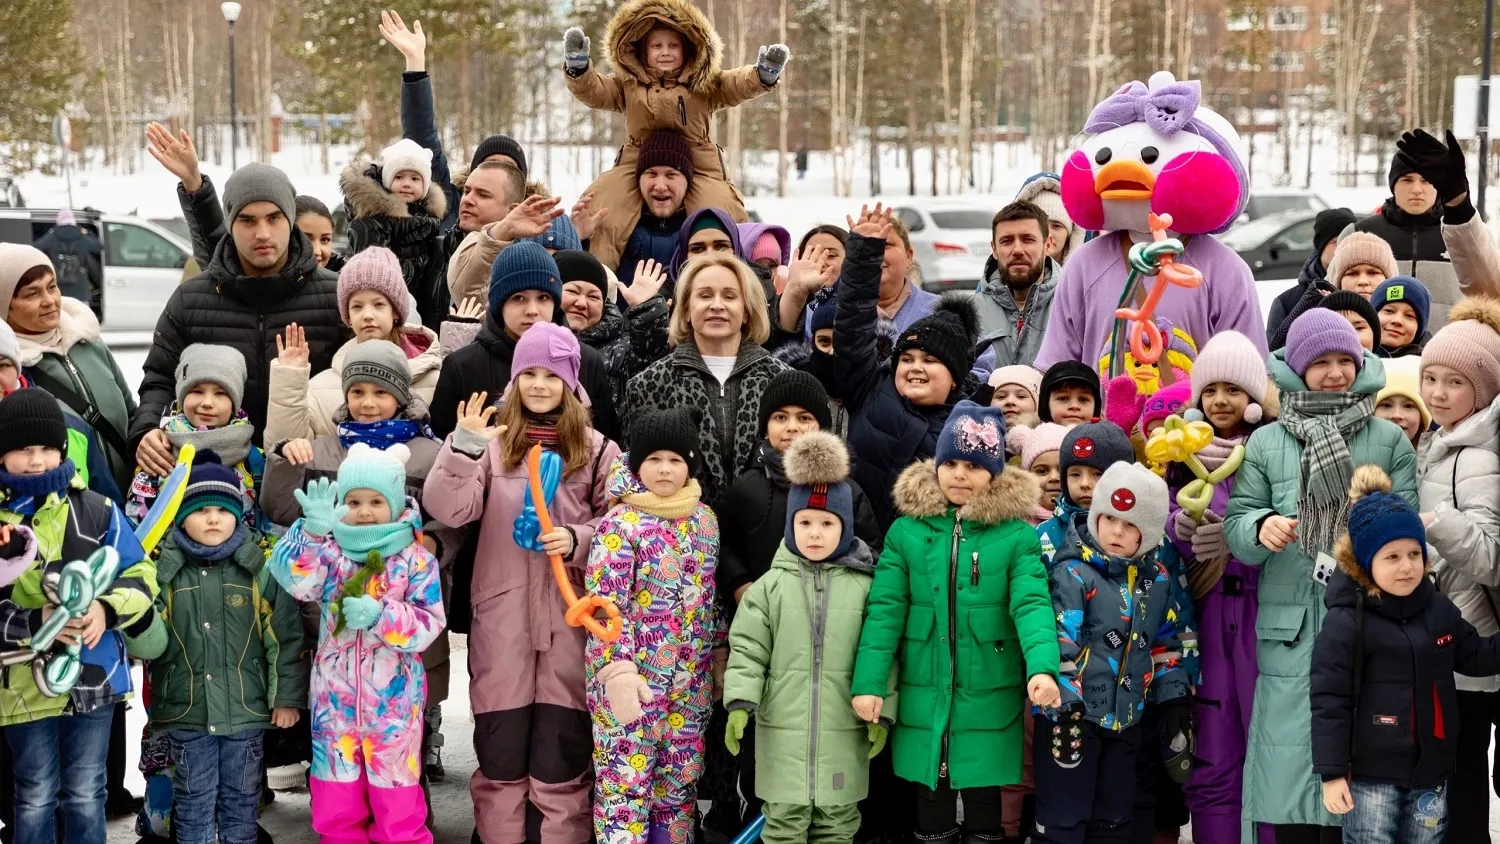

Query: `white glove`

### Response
(757, 44, 790, 86)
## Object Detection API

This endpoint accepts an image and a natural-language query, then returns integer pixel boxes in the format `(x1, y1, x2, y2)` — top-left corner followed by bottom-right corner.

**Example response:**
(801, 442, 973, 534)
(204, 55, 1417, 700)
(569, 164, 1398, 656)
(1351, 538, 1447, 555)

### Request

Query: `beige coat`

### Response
(565, 0, 772, 270)
(262, 325, 443, 446)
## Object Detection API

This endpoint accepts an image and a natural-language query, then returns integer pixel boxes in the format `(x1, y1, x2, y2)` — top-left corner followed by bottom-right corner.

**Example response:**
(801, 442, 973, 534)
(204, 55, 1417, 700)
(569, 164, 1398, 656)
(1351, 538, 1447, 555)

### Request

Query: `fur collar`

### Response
(15, 297, 101, 366)
(605, 0, 722, 94)
(892, 459, 1040, 526)
(340, 158, 447, 221)
(1334, 534, 1433, 600)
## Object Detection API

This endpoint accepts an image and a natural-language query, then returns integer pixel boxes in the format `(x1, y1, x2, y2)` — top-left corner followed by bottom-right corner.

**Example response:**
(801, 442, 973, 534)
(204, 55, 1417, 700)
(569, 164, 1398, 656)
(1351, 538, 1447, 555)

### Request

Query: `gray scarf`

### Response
(1277, 390, 1375, 555)
(166, 424, 254, 467)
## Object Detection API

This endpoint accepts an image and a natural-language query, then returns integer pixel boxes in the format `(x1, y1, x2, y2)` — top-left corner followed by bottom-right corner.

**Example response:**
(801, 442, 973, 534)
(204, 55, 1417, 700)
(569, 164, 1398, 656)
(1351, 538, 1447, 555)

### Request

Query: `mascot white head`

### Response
(1060, 71, 1249, 240)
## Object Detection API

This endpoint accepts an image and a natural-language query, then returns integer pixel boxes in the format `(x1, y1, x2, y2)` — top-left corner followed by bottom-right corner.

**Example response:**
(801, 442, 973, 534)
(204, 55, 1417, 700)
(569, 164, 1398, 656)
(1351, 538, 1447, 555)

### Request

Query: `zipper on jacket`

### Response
(257, 313, 268, 401)
(808, 565, 826, 803)
(678, 96, 687, 126)
(1117, 564, 1137, 723)
(355, 629, 364, 728)
(971, 551, 979, 586)
(941, 519, 961, 780)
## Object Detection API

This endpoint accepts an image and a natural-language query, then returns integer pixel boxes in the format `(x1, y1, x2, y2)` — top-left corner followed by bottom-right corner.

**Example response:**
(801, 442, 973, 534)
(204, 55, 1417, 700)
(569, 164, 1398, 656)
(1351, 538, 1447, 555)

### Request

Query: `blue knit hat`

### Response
(1347, 466, 1427, 577)
(489, 242, 562, 317)
(336, 443, 411, 513)
(783, 431, 856, 560)
(1372, 276, 1432, 338)
(176, 450, 245, 525)
(526, 214, 581, 252)
(935, 400, 1007, 475)
(809, 294, 837, 333)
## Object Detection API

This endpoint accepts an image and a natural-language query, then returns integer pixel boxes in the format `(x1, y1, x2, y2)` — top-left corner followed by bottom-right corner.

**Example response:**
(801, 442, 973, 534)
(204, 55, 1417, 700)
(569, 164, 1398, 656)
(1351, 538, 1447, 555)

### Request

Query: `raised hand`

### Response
(456, 393, 506, 440)
(1395, 128, 1469, 205)
(449, 296, 485, 321)
(276, 323, 309, 368)
(756, 43, 791, 86)
(846, 203, 893, 242)
(281, 439, 315, 467)
(294, 477, 342, 538)
(620, 259, 667, 307)
(570, 191, 610, 241)
(489, 195, 565, 242)
(145, 122, 204, 193)
(379, 10, 427, 72)
(564, 27, 591, 72)
(787, 243, 837, 295)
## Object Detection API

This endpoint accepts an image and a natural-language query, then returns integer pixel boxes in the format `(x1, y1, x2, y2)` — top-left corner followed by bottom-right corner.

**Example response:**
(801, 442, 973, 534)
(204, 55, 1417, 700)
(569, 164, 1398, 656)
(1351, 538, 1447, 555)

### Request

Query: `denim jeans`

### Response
(1342, 780, 1445, 844)
(5, 706, 113, 844)
(166, 728, 265, 844)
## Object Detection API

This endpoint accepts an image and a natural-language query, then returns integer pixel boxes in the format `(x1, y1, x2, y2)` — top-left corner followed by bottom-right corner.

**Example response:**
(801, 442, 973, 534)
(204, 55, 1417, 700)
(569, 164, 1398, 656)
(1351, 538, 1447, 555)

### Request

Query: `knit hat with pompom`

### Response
(783, 431, 856, 560)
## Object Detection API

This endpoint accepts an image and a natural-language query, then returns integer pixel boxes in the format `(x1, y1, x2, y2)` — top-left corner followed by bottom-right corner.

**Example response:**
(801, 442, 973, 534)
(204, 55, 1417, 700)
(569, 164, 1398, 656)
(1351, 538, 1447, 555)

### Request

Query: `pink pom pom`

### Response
(1152, 151, 1242, 235)
(1061, 150, 1106, 232)
(1244, 403, 1263, 425)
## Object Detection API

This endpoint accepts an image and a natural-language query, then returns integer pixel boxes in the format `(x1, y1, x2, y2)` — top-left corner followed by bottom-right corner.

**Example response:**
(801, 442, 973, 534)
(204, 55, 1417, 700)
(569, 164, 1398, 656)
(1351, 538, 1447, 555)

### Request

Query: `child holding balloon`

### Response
(423, 322, 620, 844)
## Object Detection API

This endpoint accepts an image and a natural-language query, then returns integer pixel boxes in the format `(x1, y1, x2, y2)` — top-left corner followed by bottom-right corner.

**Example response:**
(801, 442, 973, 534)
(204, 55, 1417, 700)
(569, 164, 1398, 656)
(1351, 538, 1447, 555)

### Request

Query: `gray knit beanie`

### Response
(342, 340, 412, 409)
(175, 344, 248, 415)
(222, 163, 297, 223)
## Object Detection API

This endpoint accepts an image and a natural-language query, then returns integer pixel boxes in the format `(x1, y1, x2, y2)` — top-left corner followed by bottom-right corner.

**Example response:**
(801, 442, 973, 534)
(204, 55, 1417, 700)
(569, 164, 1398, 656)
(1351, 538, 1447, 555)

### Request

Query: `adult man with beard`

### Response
(974, 201, 1057, 368)
(614, 130, 694, 286)
(445, 161, 550, 307)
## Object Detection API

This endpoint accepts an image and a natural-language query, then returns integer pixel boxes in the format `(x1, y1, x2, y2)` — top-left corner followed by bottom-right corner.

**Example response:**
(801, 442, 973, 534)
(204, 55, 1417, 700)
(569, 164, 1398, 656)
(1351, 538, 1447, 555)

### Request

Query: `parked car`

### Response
(889, 201, 995, 291)
(0, 209, 191, 332)
(1217, 208, 1317, 319)
(1234, 188, 1327, 226)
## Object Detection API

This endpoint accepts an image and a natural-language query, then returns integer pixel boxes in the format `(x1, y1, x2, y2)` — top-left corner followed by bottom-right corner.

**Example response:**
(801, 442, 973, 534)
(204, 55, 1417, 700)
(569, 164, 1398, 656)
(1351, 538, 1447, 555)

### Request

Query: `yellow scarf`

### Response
(621, 479, 703, 520)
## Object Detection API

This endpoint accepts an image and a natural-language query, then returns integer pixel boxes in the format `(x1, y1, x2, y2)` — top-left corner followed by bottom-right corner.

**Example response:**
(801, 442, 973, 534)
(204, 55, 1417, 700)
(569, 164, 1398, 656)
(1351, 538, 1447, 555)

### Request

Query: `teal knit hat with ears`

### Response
(336, 443, 411, 513)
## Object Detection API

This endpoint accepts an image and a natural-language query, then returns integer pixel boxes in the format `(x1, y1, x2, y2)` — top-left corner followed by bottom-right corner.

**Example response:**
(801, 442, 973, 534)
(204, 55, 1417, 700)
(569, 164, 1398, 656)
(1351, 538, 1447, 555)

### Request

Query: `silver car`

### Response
(890, 202, 996, 292)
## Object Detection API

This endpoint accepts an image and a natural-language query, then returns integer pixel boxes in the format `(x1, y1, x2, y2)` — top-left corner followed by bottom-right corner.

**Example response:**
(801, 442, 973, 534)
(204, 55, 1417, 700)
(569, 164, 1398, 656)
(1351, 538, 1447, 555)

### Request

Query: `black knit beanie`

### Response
(471, 135, 527, 175)
(1313, 208, 1357, 257)
(891, 296, 980, 386)
(628, 408, 703, 479)
(1038, 361, 1102, 422)
(1320, 290, 1381, 337)
(0, 388, 67, 456)
(758, 371, 833, 436)
(554, 249, 610, 299)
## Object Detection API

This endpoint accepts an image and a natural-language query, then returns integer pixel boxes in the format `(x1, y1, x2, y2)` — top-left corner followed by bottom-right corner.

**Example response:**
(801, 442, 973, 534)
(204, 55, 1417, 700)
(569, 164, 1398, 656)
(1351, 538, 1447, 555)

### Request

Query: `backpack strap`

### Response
(26, 367, 130, 460)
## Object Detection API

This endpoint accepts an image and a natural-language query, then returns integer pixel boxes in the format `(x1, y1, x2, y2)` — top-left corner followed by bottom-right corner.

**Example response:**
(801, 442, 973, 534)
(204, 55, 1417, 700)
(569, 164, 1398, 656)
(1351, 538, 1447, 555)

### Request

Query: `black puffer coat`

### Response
(1311, 554, 1500, 789)
(131, 227, 345, 448)
(576, 295, 671, 405)
(342, 160, 450, 331)
(428, 314, 621, 444)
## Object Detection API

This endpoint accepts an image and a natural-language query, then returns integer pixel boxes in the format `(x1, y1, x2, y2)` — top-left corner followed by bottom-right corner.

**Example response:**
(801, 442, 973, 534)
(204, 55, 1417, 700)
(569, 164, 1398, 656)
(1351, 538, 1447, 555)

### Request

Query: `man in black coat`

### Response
(132, 163, 346, 475)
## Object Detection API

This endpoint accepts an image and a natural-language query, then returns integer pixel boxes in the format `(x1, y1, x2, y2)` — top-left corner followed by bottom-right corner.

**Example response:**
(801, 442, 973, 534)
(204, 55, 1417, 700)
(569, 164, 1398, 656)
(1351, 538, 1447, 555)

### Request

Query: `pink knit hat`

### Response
(988, 365, 1044, 404)
(1326, 232, 1398, 289)
(1140, 382, 1192, 431)
(1190, 330, 1267, 423)
(1005, 422, 1070, 471)
(338, 246, 410, 326)
(511, 322, 581, 395)
(751, 232, 782, 264)
(1420, 297, 1500, 408)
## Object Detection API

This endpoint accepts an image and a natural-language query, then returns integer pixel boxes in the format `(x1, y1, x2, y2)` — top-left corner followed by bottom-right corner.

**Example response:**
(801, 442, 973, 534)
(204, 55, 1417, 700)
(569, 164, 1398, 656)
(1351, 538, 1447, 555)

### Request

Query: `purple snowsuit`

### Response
(1167, 455, 1260, 844)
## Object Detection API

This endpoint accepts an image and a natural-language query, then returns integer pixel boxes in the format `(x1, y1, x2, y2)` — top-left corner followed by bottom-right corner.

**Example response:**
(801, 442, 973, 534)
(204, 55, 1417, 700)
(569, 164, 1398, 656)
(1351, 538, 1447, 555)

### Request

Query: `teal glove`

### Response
(725, 708, 749, 756)
(867, 722, 887, 758)
(340, 595, 382, 630)
(295, 478, 343, 537)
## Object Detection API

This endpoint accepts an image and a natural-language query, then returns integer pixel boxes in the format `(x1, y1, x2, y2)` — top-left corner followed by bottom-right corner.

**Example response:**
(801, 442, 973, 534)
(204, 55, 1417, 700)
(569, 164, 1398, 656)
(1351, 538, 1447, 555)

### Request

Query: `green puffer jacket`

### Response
(724, 539, 882, 806)
(851, 461, 1059, 790)
(147, 528, 308, 735)
(1224, 350, 1417, 838)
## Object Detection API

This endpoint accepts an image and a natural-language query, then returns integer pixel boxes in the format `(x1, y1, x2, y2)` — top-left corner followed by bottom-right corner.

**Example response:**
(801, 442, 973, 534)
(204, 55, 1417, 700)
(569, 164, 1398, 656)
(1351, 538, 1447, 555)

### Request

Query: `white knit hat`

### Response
(988, 364, 1045, 404)
(379, 139, 433, 194)
(1189, 330, 1267, 424)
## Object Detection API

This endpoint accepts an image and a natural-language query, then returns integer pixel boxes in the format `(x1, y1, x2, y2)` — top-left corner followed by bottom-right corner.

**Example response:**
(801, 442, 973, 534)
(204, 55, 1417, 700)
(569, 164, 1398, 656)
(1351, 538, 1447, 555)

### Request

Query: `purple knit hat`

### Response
(1285, 308, 1365, 378)
(338, 246, 410, 326)
(511, 322, 580, 395)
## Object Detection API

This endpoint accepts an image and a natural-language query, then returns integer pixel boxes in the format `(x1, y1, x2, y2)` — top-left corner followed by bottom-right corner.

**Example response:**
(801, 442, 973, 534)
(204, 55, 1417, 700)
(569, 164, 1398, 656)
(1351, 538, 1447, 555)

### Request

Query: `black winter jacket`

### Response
(428, 314, 621, 444)
(835, 233, 963, 530)
(1311, 557, 1500, 789)
(1355, 200, 1448, 267)
(130, 229, 346, 448)
(716, 440, 884, 611)
(341, 161, 449, 331)
(399, 70, 461, 231)
(1266, 253, 1327, 343)
(575, 295, 671, 405)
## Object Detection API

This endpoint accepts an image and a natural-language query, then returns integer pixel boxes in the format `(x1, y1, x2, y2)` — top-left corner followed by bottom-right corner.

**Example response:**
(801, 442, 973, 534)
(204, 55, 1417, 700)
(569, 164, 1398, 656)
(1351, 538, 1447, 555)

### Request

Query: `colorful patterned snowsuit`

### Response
(585, 459, 720, 844)
(268, 505, 445, 844)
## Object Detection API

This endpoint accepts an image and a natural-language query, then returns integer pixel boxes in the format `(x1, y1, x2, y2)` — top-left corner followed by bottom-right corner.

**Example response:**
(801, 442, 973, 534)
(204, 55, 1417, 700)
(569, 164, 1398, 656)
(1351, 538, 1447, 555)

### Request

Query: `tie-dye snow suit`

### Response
(268, 505, 446, 844)
(585, 459, 721, 844)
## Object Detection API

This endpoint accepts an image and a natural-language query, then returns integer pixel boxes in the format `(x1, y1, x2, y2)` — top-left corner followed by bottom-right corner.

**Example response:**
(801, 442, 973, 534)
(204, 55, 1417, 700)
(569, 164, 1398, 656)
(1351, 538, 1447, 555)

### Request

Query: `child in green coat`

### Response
(724, 431, 887, 844)
(851, 401, 1062, 844)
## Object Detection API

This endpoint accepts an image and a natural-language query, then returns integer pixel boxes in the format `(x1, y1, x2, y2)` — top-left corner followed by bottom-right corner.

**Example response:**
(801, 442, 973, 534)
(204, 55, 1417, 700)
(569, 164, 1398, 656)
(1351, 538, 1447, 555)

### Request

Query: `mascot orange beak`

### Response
(1094, 160, 1156, 200)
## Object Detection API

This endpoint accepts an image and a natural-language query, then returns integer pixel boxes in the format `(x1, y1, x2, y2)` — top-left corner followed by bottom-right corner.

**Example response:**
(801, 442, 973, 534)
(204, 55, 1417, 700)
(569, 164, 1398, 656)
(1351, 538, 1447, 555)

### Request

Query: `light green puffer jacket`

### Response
(1224, 350, 1417, 840)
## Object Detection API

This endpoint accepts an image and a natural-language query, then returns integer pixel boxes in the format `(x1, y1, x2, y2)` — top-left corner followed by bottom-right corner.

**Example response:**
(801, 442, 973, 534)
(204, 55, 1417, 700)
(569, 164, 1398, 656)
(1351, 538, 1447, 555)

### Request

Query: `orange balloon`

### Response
(527, 445, 623, 643)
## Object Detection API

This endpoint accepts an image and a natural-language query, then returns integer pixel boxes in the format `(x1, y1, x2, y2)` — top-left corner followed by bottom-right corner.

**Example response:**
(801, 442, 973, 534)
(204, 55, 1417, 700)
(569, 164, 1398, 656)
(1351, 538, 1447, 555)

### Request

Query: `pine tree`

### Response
(0, 0, 84, 154)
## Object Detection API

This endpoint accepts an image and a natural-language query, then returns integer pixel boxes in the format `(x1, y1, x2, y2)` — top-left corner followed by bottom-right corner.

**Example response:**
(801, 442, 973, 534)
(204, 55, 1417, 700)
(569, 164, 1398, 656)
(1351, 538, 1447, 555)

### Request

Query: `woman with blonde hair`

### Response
(624, 251, 786, 508)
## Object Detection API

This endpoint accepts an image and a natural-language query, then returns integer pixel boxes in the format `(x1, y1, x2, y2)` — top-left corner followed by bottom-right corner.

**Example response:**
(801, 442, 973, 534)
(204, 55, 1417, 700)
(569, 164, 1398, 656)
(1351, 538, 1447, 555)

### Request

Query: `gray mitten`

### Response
(564, 27, 591, 73)
(1190, 511, 1228, 561)
(757, 44, 790, 86)
(1171, 508, 1198, 544)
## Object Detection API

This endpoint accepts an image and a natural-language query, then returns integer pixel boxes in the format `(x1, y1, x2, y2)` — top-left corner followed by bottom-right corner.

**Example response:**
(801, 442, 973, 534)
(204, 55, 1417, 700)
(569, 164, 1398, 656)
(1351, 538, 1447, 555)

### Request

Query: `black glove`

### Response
(1395, 129, 1469, 204)
(1160, 698, 1194, 784)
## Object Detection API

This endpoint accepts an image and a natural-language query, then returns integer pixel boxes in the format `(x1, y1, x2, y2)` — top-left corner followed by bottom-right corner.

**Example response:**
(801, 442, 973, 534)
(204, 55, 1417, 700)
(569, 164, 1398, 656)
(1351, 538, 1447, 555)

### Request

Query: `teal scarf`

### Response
(332, 519, 414, 560)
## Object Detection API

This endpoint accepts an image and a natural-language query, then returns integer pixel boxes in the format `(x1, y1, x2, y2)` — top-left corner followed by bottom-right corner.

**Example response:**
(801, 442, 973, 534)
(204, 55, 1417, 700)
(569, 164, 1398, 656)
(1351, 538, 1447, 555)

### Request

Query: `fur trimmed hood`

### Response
(341, 158, 448, 221)
(605, 0, 722, 93)
(892, 459, 1040, 526)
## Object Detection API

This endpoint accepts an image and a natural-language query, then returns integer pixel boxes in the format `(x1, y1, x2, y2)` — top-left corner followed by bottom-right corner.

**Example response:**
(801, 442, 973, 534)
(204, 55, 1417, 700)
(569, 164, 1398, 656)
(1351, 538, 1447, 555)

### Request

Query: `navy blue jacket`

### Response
(400, 70, 460, 232)
(617, 208, 686, 286)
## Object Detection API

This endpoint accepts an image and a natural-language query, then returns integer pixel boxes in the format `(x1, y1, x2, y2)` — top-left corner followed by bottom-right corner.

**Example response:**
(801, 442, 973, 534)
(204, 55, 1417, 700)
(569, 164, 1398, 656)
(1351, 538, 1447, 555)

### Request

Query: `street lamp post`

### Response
(222, 2, 242, 170)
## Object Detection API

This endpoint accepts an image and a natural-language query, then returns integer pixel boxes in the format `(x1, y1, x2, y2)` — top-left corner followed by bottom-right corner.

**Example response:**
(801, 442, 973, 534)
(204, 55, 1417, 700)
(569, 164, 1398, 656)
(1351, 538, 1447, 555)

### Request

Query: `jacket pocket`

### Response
(1355, 682, 1414, 760)
(1255, 604, 1311, 678)
(900, 605, 936, 686)
(964, 607, 1023, 690)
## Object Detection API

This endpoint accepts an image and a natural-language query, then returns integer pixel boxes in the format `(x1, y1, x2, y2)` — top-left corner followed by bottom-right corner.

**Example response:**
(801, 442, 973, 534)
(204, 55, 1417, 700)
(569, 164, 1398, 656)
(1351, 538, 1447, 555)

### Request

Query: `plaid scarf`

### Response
(1278, 390, 1375, 556)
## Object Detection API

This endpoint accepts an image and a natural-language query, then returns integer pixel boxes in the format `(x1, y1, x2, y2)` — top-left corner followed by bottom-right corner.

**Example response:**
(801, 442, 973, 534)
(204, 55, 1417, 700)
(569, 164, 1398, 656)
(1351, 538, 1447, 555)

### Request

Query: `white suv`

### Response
(0, 209, 192, 332)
